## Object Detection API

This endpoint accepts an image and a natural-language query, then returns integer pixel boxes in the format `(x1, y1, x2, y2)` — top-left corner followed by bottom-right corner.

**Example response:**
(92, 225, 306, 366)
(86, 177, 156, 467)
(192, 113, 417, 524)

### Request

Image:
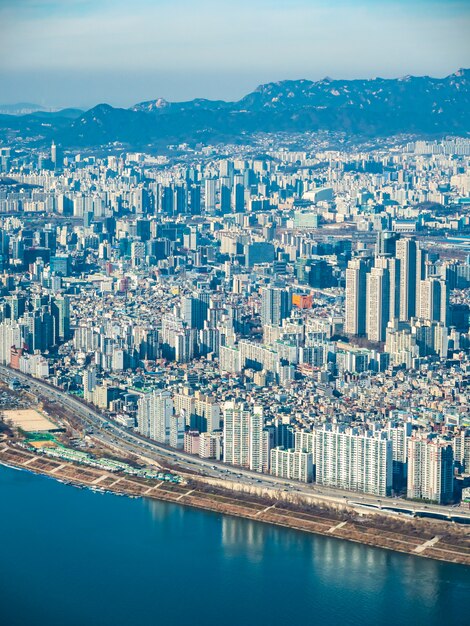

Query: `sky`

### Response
(0, 0, 469, 109)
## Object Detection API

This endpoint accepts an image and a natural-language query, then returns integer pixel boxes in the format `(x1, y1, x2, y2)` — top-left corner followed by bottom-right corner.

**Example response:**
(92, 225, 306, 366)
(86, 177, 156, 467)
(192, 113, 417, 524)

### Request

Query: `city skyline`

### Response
(1, 1, 470, 621)
(0, 0, 469, 108)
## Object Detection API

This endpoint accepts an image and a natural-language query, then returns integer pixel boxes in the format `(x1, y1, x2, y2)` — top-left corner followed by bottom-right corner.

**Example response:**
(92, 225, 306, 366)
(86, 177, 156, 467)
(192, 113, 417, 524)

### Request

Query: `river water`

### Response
(0, 465, 469, 626)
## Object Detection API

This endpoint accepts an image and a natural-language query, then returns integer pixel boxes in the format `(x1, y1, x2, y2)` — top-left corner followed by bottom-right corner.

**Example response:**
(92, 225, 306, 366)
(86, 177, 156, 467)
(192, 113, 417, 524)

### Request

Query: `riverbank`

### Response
(1, 441, 469, 566)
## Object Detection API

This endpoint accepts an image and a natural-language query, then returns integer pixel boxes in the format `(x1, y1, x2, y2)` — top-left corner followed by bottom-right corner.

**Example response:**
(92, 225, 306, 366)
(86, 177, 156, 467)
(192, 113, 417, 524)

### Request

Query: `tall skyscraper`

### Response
(261, 286, 291, 327)
(366, 263, 390, 342)
(415, 245, 429, 314)
(51, 295, 71, 343)
(419, 277, 448, 325)
(396, 238, 418, 321)
(376, 230, 399, 256)
(51, 141, 63, 169)
(219, 177, 232, 214)
(232, 174, 245, 212)
(345, 258, 368, 336)
(204, 178, 217, 214)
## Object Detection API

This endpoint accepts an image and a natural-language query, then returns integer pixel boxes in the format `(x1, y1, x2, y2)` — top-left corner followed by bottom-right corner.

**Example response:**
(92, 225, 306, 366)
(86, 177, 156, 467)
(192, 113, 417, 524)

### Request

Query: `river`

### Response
(0, 465, 469, 626)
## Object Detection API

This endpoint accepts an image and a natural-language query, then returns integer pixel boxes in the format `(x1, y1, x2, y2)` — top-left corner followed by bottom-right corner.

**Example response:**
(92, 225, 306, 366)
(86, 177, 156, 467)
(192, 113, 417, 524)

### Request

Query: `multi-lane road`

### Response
(1, 364, 469, 522)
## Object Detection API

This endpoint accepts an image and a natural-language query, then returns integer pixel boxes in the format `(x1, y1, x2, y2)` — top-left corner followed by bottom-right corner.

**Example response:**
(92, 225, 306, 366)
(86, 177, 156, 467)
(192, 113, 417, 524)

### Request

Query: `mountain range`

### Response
(1, 70, 468, 149)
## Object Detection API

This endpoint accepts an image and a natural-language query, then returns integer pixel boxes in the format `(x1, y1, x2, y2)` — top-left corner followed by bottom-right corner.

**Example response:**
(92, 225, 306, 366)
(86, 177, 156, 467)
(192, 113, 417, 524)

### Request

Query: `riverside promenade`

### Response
(1, 440, 469, 567)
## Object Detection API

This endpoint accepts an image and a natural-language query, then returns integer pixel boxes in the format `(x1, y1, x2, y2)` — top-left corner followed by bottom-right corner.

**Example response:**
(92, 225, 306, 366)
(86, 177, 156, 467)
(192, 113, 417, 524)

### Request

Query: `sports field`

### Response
(2, 409, 57, 432)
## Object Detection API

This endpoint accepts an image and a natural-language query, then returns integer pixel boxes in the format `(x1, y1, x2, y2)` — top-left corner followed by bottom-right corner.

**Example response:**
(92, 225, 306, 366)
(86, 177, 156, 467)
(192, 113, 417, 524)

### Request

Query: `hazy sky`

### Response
(1, 0, 469, 109)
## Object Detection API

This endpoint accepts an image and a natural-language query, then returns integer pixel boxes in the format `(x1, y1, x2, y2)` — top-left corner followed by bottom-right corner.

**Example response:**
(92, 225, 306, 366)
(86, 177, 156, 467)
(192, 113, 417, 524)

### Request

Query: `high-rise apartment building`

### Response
(407, 434, 454, 504)
(366, 263, 390, 342)
(396, 238, 418, 321)
(223, 401, 264, 471)
(419, 277, 448, 325)
(315, 425, 392, 496)
(270, 447, 313, 482)
(137, 391, 173, 444)
(204, 178, 217, 214)
(345, 258, 368, 336)
(261, 286, 291, 327)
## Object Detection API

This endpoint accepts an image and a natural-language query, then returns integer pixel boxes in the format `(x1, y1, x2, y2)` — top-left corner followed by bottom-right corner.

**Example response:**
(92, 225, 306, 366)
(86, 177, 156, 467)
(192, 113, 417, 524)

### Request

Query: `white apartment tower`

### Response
(345, 258, 368, 336)
(315, 425, 392, 496)
(223, 401, 264, 471)
(137, 391, 173, 444)
(407, 434, 454, 504)
(366, 264, 390, 342)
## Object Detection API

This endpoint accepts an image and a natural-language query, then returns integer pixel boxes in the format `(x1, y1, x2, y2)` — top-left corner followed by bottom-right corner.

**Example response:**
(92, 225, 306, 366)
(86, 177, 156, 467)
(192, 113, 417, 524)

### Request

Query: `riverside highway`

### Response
(1, 364, 469, 522)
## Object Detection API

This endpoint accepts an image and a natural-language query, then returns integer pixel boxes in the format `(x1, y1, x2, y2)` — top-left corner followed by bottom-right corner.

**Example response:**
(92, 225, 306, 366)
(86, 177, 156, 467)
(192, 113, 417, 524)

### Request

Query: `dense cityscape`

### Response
(0, 134, 469, 507)
(2, 0, 469, 622)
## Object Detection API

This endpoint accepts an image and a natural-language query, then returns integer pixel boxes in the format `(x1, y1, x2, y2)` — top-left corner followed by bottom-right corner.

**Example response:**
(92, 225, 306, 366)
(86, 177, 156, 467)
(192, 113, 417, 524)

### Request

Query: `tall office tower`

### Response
(376, 230, 400, 256)
(137, 391, 173, 444)
(366, 262, 390, 342)
(232, 174, 245, 212)
(173, 184, 188, 215)
(315, 425, 393, 497)
(419, 277, 448, 325)
(51, 295, 70, 343)
(261, 286, 291, 327)
(219, 177, 232, 214)
(345, 258, 368, 336)
(22, 308, 55, 352)
(223, 401, 263, 471)
(395, 238, 418, 321)
(51, 141, 62, 169)
(189, 184, 201, 215)
(160, 184, 174, 215)
(136, 219, 151, 242)
(407, 434, 454, 504)
(181, 291, 210, 330)
(5, 295, 26, 320)
(204, 178, 217, 214)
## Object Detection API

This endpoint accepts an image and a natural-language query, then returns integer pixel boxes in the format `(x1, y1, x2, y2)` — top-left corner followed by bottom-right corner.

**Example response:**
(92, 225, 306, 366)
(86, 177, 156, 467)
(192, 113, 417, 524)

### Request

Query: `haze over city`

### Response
(1, 1, 469, 625)
(1, 0, 469, 108)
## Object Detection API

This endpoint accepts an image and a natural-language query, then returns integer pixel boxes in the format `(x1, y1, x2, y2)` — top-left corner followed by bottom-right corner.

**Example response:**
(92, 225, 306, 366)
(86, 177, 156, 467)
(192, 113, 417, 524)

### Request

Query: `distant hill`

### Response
(23, 108, 84, 120)
(0, 102, 47, 115)
(1, 70, 468, 148)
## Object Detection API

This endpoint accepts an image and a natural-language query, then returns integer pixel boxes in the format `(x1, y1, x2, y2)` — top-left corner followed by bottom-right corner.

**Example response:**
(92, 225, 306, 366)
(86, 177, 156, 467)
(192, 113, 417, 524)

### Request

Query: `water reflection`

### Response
(2, 465, 470, 626)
